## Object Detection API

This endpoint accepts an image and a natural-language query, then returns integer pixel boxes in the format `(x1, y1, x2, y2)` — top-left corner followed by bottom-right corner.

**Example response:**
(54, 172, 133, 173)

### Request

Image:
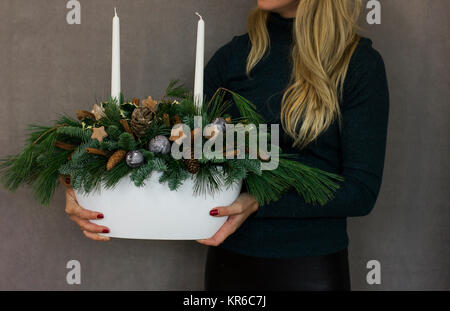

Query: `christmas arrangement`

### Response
(1, 8, 344, 228)
(0, 80, 343, 207)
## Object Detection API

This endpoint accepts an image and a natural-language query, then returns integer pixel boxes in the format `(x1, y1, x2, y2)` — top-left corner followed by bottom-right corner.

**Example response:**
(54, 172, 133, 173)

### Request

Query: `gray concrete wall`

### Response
(0, 0, 448, 290)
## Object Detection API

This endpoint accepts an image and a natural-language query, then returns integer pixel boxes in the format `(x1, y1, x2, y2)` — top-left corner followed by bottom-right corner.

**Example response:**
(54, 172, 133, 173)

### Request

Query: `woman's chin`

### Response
(257, 5, 276, 12)
(256, 0, 276, 11)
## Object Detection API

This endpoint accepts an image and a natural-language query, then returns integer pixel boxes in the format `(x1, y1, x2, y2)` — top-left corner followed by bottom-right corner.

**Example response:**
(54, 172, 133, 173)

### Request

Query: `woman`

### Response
(64, 0, 389, 291)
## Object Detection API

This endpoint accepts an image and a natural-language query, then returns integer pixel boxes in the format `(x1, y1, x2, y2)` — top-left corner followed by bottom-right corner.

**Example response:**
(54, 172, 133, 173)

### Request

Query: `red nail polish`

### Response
(97, 214, 104, 219)
(102, 229, 110, 234)
(210, 209, 219, 216)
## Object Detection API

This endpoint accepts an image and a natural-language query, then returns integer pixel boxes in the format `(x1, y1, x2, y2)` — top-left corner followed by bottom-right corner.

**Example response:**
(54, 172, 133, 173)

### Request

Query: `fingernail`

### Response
(97, 214, 104, 219)
(209, 209, 219, 216)
(102, 229, 110, 233)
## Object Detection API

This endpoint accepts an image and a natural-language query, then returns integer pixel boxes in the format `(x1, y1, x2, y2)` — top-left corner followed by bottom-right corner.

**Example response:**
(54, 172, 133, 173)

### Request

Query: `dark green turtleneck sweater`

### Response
(204, 13, 389, 258)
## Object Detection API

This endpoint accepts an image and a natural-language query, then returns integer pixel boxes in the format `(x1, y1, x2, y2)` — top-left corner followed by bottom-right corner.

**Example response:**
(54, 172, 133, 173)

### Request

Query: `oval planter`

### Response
(74, 172, 242, 240)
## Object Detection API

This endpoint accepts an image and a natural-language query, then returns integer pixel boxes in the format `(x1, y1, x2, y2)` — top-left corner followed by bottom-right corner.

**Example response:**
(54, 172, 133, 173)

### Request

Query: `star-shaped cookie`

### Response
(91, 126, 108, 142)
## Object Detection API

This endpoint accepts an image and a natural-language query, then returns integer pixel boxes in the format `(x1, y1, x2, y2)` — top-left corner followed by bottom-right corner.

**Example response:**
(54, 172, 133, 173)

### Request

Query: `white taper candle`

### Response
(111, 8, 121, 102)
(194, 12, 205, 109)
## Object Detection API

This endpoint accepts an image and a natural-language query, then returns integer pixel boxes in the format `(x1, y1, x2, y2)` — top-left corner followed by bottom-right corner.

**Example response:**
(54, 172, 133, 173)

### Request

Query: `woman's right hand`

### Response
(62, 176, 110, 241)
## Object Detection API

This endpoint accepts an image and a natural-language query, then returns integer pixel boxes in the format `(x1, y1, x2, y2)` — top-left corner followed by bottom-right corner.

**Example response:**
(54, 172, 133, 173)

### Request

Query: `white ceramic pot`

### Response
(74, 172, 242, 240)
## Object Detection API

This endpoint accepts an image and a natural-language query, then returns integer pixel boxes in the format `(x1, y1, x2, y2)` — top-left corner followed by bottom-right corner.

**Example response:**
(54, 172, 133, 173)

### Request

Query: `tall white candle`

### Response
(194, 12, 205, 109)
(111, 8, 121, 102)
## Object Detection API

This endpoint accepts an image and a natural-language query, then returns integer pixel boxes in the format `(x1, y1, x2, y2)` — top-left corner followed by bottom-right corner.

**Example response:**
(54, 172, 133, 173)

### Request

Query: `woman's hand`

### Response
(197, 193, 258, 246)
(61, 176, 110, 242)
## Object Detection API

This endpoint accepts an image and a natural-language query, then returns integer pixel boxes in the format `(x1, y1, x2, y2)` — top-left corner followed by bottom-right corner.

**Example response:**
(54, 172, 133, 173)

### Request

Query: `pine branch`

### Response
(55, 115, 82, 128)
(193, 164, 224, 196)
(165, 79, 190, 99)
(207, 88, 264, 125)
(32, 149, 72, 205)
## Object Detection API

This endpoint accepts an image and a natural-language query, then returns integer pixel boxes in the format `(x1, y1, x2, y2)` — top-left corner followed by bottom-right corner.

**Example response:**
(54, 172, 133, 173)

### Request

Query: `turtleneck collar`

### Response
(267, 12, 295, 36)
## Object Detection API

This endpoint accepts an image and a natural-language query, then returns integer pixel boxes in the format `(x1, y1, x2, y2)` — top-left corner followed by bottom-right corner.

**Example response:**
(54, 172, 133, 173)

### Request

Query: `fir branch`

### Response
(57, 126, 91, 143)
(99, 101, 123, 127)
(175, 97, 198, 119)
(140, 121, 170, 144)
(158, 159, 189, 191)
(117, 132, 137, 151)
(105, 125, 122, 140)
(102, 161, 132, 189)
(139, 149, 155, 161)
(99, 140, 119, 151)
(68, 154, 107, 193)
(151, 157, 168, 172)
(130, 162, 154, 187)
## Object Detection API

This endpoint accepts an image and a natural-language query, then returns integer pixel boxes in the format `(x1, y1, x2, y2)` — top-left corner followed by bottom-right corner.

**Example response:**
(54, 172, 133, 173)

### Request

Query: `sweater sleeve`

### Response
(254, 43, 390, 219)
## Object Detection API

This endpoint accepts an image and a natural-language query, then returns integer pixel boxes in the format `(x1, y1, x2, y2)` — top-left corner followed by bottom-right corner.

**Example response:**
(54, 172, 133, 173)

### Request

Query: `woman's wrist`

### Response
(241, 192, 259, 214)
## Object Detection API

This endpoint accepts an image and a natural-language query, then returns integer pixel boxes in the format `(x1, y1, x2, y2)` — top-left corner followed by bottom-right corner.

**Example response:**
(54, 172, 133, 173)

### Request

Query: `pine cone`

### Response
(184, 152, 200, 174)
(106, 150, 127, 171)
(131, 107, 154, 138)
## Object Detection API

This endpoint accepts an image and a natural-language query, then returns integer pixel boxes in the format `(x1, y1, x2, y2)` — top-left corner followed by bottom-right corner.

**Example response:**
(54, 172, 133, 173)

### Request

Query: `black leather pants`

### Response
(205, 246, 351, 291)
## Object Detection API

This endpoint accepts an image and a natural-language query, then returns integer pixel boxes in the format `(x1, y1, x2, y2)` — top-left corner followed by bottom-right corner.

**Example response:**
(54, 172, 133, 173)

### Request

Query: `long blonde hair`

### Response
(247, 0, 362, 148)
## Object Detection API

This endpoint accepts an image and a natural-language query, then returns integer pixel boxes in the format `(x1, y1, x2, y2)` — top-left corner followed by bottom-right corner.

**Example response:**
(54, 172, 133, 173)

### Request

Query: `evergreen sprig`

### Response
(165, 79, 190, 99)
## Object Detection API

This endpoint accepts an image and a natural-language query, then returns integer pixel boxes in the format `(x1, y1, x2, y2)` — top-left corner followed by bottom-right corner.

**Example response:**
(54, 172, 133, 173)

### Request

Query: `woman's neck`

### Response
(267, 12, 295, 40)
(273, 1, 298, 18)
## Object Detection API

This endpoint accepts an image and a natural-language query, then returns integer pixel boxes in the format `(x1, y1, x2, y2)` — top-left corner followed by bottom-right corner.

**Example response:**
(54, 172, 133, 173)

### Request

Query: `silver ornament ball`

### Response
(126, 150, 144, 168)
(212, 117, 227, 132)
(149, 135, 171, 154)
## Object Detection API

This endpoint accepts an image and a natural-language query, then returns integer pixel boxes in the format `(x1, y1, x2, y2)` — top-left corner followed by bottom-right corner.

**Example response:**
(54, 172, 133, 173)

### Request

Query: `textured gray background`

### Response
(0, 0, 448, 290)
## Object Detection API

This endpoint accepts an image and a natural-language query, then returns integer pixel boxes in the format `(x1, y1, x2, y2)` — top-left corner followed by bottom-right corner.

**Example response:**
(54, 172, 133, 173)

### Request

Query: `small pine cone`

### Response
(184, 152, 200, 174)
(106, 149, 127, 171)
(131, 107, 154, 137)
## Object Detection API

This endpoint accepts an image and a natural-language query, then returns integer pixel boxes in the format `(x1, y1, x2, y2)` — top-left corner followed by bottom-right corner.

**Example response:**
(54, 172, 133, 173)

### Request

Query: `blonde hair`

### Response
(247, 0, 362, 148)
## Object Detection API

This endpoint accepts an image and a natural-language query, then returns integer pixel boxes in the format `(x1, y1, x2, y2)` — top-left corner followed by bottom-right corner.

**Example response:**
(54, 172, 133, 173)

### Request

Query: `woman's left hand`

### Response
(197, 193, 258, 246)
